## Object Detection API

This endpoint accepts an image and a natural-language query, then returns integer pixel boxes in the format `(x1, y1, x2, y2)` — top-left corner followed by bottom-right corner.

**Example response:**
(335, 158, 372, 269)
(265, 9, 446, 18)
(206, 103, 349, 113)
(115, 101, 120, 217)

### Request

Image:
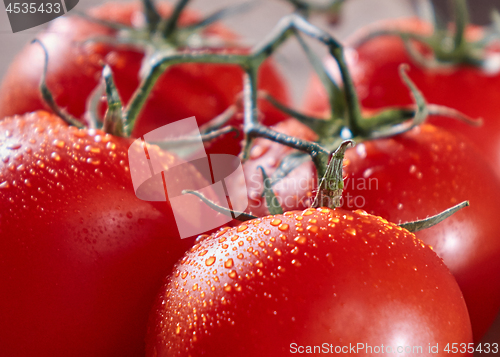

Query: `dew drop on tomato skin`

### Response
(0, 112, 222, 357)
(147, 209, 472, 357)
(342, 124, 500, 341)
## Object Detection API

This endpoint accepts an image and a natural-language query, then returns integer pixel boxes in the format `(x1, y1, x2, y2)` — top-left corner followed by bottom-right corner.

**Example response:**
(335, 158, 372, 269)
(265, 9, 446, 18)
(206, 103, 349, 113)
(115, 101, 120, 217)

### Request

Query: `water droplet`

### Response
(270, 219, 282, 226)
(182, 272, 188, 279)
(345, 227, 356, 236)
(223, 284, 232, 292)
(198, 250, 208, 257)
(52, 139, 65, 148)
(264, 229, 271, 235)
(224, 258, 234, 269)
(278, 224, 289, 231)
(356, 143, 367, 158)
(87, 158, 101, 165)
(237, 225, 248, 232)
(363, 168, 374, 178)
(126, 212, 133, 219)
(85, 145, 101, 154)
(307, 225, 318, 234)
(7, 143, 22, 150)
(175, 324, 181, 335)
(291, 259, 301, 267)
(0, 181, 9, 189)
(205, 256, 216, 266)
(237, 253, 244, 259)
(294, 236, 307, 245)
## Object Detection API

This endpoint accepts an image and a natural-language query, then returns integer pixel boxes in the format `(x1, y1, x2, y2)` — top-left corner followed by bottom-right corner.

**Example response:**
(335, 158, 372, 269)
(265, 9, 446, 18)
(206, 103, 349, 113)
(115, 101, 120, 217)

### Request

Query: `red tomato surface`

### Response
(341, 124, 500, 342)
(0, 111, 223, 356)
(303, 17, 500, 177)
(236, 119, 500, 342)
(147, 208, 472, 357)
(0, 2, 289, 156)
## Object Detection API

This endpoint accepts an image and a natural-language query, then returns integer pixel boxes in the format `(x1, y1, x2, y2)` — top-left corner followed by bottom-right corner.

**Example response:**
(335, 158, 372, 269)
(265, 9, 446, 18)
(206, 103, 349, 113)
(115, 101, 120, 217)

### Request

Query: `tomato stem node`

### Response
(312, 140, 353, 209)
(102, 65, 125, 137)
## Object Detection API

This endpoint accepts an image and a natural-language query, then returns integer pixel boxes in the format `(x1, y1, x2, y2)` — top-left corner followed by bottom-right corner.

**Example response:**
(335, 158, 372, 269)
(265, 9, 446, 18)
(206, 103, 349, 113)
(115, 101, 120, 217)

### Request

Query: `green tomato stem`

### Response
(312, 140, 352, 209)
(33, 39, 84, 129)
(142, 0, 161, 34)
(399, 201, 469, 233)
(161, 0, 191, 40)
(182, 190, 257, 221)
(102, 65, 125, 137)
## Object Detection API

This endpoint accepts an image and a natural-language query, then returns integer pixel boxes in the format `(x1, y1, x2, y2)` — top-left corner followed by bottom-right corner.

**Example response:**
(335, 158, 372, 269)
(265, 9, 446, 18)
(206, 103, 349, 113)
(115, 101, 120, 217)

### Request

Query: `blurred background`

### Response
(0, 0, 497, 101)
(0, 0, 499, 346)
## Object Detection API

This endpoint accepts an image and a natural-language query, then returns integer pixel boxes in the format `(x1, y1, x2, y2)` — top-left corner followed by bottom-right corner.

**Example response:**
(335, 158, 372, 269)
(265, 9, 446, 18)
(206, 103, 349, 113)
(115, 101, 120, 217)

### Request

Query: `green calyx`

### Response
(404, 0, 486, 67)
(37, 0, 254, 138)
(77, 0, 249, 52)
(355, 0, 499, 68)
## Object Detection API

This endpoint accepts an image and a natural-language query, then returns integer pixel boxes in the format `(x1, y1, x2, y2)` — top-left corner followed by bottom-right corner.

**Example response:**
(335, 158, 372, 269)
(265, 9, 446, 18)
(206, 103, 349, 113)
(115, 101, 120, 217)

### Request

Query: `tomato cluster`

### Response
(0, 1, 499, 356)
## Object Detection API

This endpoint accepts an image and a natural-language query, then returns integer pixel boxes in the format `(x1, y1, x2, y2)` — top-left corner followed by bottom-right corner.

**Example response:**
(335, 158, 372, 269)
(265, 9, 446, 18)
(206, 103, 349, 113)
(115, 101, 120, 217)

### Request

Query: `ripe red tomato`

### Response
(0, 2, 289, 155)
(146, 208, 472, 356)
(341, 124, 500, 342)
(236, 119, 500, 342)
(0, 111, 222, 357)
(303, 17, 500, 177)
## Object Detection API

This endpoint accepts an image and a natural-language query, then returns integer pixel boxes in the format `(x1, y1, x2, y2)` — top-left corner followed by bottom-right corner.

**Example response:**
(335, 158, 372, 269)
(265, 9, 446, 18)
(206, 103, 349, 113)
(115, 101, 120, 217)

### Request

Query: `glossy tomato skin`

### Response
(303, 17, 500, 177)
(0, 2, 289, 156)
(0, 111, 223, 357)
(341, 124, 500, 342)
(237, 118, 500, 342)
(147, 208, 472, 357)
